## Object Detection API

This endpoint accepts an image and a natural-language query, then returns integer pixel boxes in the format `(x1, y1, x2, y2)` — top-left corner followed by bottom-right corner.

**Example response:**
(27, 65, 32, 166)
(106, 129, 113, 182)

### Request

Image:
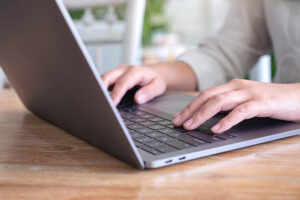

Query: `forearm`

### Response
(177, 0, 271, 91)
(149, 61, 198, 91)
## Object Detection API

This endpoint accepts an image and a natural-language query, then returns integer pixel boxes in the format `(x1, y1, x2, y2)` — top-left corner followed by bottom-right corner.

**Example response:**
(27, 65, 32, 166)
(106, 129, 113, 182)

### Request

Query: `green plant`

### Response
(69, 10, 84, 20)
(69, 1, 168, 46)
(142, 0, 168, 46)
(271, 52, 276, 78)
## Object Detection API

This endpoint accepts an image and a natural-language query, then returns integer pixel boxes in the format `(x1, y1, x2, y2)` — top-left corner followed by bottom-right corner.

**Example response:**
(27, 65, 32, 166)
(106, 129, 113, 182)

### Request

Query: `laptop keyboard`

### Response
(118, 104, 236, 155)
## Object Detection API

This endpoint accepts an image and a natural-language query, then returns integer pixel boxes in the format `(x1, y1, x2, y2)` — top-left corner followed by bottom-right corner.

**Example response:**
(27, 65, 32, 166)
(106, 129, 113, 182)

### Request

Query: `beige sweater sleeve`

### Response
(177, 0, 272, 91)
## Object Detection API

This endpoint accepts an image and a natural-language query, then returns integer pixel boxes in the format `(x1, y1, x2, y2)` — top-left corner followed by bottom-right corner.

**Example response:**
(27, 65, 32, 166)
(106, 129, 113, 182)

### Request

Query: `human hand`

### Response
(173, 79, 300, 134)
(101, 65, 167, 105)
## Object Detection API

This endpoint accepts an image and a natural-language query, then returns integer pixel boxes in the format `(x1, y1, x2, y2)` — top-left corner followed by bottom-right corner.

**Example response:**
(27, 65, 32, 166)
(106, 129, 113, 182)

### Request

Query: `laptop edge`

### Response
(0, 0, 300, 169)
(0, 0, 144, 169)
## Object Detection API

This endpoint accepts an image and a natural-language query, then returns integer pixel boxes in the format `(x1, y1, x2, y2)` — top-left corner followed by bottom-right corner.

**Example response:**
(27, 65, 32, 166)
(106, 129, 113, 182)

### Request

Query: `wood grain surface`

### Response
(0, 89, 300, 200)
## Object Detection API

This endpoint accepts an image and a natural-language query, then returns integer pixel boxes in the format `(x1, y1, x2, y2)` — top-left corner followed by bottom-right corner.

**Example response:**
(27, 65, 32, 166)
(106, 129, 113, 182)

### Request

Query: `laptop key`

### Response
(157, 120, 173, 126)
(187, 131, 221, 143)
(130, 132, 144, 139)
(177, 135, 206, 146)
(203, 118, 220, 127)
(198, 125, 211, 132)
(167, 124, 175, 128)
(204, 131, 215, 136)
(156, 145, 177, 153)
(139, 145, 161, 155)
(198, 127, 215, 136)
(134, 141, 143, 148)
(166, 140, 192, 150)
(149, 117, 165, 122)
(145, 132, 164, 138)
(130, 117, 147, 123)
(127, 124, 143, 130)
(216, 133, 236, 140)
(131, 110, 145, 116)
(124, 107, 136, 112)
(128, 129, 135, 134)
(121, 113, 135, 119)
(134, 136, 153, 143)
(158, 128, 175, 134)
(124, 120, 135, 126)
(166, 131, 183, 138)
(156, 136, 175, 143)
(139, 114, 155, 119)
(145, 141, 165, 148)
(136, 128, 154, 134)
(173, 127, 187, 133)
(138, 121, 156, 126)
(147, 124, 165, 130)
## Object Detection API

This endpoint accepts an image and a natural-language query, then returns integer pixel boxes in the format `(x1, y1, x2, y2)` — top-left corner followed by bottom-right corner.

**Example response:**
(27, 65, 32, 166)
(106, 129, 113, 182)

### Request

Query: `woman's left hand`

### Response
(173, 79, 300, 133)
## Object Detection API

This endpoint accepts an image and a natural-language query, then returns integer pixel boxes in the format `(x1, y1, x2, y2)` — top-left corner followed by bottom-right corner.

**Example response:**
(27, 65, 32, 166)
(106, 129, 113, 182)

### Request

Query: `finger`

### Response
(101, 65, 128, 89)
(134, 78, 166, 104)
(110, 68, 150, 105)
(211, 101, 261, 133)
(173, 82, 239, 126)
(183, 90, 251, 130)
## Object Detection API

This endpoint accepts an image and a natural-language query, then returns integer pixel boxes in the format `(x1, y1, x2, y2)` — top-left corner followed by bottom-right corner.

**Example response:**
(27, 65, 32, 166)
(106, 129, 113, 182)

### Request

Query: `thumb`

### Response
(134, 79, 166, 104)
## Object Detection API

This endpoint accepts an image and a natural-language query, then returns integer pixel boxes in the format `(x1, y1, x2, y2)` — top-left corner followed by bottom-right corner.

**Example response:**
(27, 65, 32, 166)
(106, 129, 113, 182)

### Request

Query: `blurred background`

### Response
(65, 0, 233, 73)
(0, 0, 272, 89)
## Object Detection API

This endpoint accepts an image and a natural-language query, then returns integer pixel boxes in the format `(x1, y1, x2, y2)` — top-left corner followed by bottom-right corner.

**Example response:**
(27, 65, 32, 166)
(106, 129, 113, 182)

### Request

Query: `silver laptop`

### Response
(0, 0, 299, 169)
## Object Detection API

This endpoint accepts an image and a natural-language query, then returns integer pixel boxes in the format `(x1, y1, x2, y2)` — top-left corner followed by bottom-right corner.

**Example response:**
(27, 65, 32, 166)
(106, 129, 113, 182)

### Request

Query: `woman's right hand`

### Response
(101, 65, 168, 106)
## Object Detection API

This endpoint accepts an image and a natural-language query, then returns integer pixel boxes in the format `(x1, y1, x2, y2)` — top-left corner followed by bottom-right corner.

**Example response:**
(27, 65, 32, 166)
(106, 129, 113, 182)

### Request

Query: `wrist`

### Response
(148, 62, 197, 91)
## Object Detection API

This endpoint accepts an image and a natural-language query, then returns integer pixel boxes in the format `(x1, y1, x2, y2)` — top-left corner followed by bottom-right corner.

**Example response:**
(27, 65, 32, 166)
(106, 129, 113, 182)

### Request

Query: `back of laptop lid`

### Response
(0, 0, 144, 168)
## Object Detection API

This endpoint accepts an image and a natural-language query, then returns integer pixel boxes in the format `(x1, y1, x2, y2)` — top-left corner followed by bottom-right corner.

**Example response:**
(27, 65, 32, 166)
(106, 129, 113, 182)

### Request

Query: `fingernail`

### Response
(111, 94, 117, 105)
(173, 114, 182, 124)
(112, 98, 118, 105)
(212, 124, 220, 132)
(137, 94, 146, 104)
(184, 118, 194, 128)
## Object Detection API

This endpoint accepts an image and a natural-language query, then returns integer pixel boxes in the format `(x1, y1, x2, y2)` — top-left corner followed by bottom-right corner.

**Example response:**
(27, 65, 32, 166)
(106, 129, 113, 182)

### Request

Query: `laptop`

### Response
(0, 0, 299, 169)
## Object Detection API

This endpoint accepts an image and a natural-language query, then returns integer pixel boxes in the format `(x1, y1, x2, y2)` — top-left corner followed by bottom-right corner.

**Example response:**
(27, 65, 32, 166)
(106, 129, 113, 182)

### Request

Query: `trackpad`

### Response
(141, 91, 194, 116)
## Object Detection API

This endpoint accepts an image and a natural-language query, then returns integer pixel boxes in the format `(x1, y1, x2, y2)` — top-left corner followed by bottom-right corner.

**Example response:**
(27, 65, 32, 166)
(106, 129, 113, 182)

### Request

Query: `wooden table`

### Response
(1, 89, 300, 200)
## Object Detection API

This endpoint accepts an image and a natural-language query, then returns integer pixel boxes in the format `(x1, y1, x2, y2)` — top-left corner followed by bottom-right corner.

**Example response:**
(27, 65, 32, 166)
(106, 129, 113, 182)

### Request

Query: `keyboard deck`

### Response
(118, 104, 236, 155)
